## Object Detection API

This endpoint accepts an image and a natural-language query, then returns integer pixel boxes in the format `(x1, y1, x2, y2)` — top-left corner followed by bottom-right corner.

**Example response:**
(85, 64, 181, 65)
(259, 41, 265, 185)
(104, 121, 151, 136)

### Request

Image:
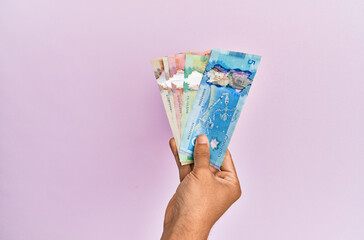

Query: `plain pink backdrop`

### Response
(1, 0, 363, 239)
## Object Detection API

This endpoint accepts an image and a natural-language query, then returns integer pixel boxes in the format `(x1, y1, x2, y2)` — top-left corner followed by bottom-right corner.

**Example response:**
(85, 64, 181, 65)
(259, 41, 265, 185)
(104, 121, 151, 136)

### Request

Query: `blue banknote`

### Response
(179, 49, 261, 168)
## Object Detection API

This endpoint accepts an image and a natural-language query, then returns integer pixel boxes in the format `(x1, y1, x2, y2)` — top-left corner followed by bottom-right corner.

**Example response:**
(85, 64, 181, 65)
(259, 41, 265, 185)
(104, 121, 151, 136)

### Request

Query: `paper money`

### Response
(164, 56, 181, 147)
(181, 51, 211, 137)
(167, 54, 185, 144)
(179, 49, 261, 168)
(150, 57, 180, 147)
(179, 53, 210, 164)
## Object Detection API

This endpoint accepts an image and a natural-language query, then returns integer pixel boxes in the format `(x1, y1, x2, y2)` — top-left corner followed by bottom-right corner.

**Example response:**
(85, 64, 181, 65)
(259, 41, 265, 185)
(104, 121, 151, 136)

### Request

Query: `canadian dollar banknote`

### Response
(151, 57, 180, 147)
(179, 52, 210, 164)
(179, 49, 261, 168)
(167, 54, 186, 143)
(162, 56, 180, 146)
(181, 50, 211, 137)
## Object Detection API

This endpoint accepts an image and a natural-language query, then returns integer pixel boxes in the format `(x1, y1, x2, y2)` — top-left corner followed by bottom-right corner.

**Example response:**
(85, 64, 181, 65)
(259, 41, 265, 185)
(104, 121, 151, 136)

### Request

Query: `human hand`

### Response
(161, 135, 242, 240)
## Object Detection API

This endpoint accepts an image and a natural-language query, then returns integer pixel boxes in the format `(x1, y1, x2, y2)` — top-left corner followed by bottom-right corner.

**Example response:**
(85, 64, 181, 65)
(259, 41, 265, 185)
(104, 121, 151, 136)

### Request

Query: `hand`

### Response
(161, 135, 242, 240)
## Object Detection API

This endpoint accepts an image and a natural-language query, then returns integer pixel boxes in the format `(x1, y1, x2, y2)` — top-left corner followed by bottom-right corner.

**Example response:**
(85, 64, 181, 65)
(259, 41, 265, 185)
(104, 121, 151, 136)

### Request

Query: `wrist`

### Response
(162, 212, 212, 240)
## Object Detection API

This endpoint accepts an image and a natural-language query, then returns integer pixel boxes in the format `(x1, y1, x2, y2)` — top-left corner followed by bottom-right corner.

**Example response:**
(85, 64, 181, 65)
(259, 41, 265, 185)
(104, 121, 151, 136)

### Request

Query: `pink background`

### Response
(1, 0, 363, 239)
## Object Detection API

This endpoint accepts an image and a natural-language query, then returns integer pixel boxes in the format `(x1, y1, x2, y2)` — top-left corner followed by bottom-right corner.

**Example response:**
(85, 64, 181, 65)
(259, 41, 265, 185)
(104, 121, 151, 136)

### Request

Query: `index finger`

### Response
(169, 138, 192, 181)
(220, 149, 237, 175)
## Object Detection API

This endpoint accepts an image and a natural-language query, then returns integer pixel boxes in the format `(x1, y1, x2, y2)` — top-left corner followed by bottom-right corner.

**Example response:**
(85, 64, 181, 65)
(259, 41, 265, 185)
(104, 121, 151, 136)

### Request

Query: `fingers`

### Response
(193, 135, 211, 171)
(209, 165, 219, 174)
(220, 149, 237, 175)
(169, 138, 180, 167)
(169, 138, 192, 181)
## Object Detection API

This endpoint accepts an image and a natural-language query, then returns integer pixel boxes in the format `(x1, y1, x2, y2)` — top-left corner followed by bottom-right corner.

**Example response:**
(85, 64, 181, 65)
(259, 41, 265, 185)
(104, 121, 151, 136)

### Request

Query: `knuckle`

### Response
(194, 147, 210, 158)
(229, 180, 242, 200)
(195, 168, 211, 176)
(235, 184, 242, 199)
(237, 187, 242, 199)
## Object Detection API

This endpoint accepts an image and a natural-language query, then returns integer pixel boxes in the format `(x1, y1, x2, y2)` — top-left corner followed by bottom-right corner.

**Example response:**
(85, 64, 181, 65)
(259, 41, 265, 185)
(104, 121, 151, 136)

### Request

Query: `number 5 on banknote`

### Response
(179, 49, 261, 169)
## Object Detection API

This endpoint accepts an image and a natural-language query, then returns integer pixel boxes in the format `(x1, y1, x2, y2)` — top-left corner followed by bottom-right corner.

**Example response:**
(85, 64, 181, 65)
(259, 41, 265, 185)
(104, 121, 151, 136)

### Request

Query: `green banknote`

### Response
(179, 52, 210, 164)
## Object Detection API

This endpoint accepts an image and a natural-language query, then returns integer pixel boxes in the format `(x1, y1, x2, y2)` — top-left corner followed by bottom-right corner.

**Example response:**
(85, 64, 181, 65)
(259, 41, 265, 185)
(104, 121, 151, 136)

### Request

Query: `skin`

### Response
(161, 135, 242, 240)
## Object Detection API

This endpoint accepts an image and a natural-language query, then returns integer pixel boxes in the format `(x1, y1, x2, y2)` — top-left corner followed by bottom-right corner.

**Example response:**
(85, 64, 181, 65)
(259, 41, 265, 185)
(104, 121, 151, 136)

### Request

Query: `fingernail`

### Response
(196, 135, 208, 144)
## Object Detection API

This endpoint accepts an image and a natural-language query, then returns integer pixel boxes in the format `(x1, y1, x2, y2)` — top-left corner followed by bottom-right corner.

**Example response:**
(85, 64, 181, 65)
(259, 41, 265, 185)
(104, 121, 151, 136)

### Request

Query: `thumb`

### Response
(193, 135, 210, 170)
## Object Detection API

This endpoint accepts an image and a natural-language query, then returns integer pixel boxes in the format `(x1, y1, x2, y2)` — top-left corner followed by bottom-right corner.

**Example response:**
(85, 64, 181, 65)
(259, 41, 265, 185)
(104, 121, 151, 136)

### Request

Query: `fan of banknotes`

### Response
(151, 49, 261, 169)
